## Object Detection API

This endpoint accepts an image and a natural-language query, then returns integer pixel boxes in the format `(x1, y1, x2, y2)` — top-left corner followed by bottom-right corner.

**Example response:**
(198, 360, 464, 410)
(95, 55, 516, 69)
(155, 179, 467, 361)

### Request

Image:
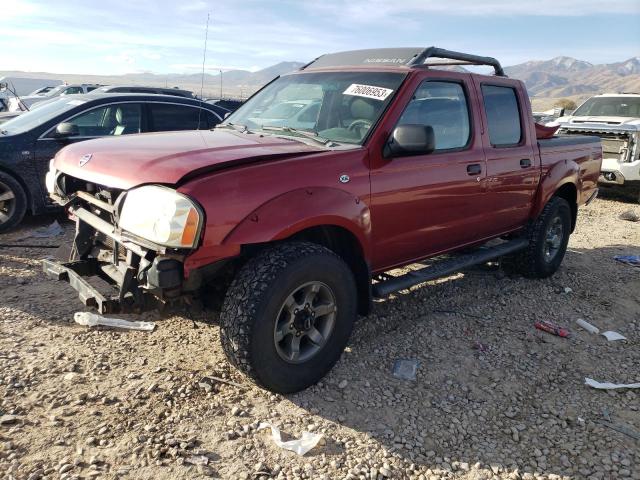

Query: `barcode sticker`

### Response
(343, 84, 393, 101)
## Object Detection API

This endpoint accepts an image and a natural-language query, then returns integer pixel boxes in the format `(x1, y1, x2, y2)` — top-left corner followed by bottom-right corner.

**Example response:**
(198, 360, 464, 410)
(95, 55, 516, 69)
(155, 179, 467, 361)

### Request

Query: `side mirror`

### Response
(384, 124, 435, 158)
(55, 122, 79, 138)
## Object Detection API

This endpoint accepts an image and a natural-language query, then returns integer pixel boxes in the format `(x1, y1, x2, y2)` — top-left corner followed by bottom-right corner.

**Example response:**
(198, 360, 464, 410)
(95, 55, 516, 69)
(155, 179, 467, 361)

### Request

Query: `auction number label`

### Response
(343, 84, 393, 101)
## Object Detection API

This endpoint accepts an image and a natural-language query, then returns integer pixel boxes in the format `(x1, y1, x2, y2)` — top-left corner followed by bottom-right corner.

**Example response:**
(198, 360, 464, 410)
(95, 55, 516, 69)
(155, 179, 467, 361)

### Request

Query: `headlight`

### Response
(119, 186, 203, 249)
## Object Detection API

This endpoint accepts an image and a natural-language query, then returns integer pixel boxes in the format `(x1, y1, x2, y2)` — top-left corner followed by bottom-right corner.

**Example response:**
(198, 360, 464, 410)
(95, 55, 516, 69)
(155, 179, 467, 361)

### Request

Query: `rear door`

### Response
(472, 79, 539, 232)
(369, 74, 492, 270)
(148, 103, 219, 131)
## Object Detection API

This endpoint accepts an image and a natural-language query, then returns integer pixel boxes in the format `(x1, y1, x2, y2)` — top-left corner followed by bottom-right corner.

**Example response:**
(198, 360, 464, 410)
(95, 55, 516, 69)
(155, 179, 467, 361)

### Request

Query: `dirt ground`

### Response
(1, 194, 639, 480)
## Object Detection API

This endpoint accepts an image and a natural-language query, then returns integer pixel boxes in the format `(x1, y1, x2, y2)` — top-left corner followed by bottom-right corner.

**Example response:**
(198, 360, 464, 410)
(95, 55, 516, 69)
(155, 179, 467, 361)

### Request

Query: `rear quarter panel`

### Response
(532, 137, 602, 218)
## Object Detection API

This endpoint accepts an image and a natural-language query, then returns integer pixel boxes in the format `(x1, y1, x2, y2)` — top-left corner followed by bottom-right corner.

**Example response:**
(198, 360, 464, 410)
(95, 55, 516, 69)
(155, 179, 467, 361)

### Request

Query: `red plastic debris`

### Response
(535, 320, 570, 338)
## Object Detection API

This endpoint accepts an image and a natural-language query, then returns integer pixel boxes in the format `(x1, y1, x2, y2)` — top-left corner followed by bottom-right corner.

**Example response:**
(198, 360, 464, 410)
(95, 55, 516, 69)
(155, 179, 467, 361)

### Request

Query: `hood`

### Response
(556, 115, 640, 130)
(54, 129, 324, 190)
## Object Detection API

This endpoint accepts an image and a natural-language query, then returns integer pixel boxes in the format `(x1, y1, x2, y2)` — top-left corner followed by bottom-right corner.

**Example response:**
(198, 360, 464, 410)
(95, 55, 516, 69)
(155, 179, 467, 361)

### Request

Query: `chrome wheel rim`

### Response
(273, 281, 337, 364)
(0, 180, 16, 226)
(543, 216, 564, 262)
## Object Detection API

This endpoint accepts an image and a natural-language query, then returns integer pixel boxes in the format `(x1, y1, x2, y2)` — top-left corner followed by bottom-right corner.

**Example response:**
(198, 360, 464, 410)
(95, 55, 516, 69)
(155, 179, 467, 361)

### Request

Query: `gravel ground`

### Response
(1, 196, 639, 480)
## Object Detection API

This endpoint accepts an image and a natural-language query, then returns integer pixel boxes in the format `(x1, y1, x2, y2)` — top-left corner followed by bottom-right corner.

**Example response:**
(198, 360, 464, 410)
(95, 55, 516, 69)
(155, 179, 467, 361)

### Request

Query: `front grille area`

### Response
(561, 129, 633, 162)
(96, 233, 128, 260)
(601, 137, 628, 157)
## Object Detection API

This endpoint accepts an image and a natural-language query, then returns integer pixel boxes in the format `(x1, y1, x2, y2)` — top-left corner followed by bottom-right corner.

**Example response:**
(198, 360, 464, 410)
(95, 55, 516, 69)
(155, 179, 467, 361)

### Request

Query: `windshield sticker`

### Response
(343, 84, 393, 101)
(66, 100, 86, 106)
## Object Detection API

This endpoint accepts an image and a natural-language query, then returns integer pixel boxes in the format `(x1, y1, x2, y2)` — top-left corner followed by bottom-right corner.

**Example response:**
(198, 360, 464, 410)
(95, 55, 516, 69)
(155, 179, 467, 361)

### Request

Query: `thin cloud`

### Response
(307, 0, 640, 21)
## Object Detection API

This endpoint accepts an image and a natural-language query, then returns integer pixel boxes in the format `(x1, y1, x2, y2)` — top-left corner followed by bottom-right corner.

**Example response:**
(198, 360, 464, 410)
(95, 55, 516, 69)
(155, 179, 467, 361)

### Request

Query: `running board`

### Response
(372, 238, 529, 297)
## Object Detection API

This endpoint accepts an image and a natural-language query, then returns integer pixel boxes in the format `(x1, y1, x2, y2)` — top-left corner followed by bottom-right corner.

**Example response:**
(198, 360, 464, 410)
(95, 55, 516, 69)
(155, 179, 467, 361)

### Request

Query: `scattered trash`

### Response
(258, 422, 323, 456)
(585, 378, 640, 390)
(596, 419, 640, 441)
(74, 312, 156, 331)
(601, 331, 627, 341)
(564, 287, 573, 294)
(619, 210, 640, 222)
(392, 358, 420, 381)
(185, 455, 210, 466)
(29, 220, 64, 238)
(534, 321, 570, 338)
(576, 318, 599, 334)
(614, 255, 640, 268)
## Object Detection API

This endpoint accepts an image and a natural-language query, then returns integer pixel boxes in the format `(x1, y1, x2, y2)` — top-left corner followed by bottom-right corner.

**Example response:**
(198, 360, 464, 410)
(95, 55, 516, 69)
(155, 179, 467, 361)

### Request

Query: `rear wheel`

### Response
(219, 242, 357, 393)
(0, 172, 27, 233)
(505, 197, 572, 278)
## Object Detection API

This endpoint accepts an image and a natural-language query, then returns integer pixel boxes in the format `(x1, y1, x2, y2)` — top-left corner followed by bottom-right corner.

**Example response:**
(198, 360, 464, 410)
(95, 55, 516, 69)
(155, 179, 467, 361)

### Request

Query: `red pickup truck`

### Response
(44, 48, 602, 393)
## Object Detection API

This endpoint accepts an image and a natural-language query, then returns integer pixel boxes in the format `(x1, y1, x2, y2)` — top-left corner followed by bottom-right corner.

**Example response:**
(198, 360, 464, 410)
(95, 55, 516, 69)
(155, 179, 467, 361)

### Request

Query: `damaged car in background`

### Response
(552, 93, 640, 202)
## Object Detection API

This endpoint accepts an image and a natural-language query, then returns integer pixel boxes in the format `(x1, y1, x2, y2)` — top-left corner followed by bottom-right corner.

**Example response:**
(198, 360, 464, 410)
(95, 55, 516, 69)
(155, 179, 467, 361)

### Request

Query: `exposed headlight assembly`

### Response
(119, 185, 203, 249)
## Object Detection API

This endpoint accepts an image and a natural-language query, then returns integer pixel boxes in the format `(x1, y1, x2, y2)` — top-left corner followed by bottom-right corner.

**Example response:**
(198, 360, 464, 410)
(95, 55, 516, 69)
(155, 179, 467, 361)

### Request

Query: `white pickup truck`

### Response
(552, 93, 640, 201)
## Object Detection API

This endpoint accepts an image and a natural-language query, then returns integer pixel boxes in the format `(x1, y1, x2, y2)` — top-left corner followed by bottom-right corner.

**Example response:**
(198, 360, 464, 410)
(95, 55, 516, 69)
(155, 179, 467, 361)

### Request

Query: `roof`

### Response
(57, 92, 205, 103)
(302, 47, 505, 76)
(38, 93, 229, 116)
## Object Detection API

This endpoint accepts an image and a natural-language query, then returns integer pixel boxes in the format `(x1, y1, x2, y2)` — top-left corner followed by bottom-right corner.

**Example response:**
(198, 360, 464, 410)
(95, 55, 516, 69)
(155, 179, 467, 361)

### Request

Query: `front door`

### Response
(370, 78, 492, 270)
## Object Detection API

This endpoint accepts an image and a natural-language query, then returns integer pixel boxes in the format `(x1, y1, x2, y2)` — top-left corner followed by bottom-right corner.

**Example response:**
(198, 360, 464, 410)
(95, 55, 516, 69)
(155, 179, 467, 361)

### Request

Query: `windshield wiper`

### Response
(216, 122, 249, 133)
(259, 126, 334, 146)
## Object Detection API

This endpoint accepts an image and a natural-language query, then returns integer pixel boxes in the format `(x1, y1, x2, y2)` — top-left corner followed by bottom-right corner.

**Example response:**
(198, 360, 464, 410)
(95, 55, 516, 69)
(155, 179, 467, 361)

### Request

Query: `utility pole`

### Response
(219, 69, 223, 99)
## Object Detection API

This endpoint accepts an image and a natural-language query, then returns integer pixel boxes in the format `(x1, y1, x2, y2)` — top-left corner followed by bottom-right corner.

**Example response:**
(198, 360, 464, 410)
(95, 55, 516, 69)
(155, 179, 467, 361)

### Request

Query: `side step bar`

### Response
(372, 238, 529, 297)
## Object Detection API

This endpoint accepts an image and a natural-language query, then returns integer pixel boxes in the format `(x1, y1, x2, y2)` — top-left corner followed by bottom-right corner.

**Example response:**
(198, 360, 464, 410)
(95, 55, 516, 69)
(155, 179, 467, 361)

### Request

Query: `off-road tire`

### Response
(505, 196, 572, 278)
(0, 172, 27, 234)
(219, 242, 357, 393)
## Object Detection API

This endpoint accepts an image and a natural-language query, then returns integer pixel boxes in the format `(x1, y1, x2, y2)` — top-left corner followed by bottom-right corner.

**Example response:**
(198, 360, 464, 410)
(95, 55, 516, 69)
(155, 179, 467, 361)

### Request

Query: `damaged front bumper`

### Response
(42, 200, 190, 314)
(42, 258, 161, 314)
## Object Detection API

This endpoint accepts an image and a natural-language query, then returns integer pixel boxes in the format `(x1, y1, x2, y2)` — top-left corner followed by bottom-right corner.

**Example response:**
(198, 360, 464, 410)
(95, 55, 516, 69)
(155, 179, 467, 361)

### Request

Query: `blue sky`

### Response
(3, 0, 639, 75)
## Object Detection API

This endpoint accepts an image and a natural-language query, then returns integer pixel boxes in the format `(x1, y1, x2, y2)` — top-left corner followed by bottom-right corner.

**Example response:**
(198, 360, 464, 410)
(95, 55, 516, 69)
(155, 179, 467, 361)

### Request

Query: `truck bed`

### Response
(538, 134, 602, 205)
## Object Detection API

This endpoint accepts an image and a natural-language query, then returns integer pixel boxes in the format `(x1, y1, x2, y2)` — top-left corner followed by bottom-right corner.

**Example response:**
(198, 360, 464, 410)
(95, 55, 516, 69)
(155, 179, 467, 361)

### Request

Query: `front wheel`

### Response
(219, 242, 357, 393)
(0, 172, 27, 233)
(506, 197, 572, 278)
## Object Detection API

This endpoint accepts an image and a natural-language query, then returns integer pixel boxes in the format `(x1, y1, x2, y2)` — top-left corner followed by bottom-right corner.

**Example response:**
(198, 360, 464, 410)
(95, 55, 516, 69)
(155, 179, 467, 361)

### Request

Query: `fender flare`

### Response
(223, 187, 372, 260)
(531, 159, 580, 220)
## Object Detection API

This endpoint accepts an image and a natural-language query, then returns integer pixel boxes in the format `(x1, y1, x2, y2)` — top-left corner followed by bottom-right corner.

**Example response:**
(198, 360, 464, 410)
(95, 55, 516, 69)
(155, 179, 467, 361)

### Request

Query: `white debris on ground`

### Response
(1, 196, 639, 479)
(74, 311, 156, 331)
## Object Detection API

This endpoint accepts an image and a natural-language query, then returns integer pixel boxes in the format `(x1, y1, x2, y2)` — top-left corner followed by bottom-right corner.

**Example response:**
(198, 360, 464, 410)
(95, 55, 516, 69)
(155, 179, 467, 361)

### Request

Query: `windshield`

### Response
(223, 71, 406, 144)
(41, 85, 67, 97)
(0, 97, 84, 134)
(573, 97, 640, 118)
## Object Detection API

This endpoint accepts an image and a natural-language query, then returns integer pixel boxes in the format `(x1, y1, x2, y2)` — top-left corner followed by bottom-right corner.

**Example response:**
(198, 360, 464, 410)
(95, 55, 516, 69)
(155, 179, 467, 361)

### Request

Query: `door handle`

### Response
(520, 158, 532, 168)
(467, 164, 482, 175)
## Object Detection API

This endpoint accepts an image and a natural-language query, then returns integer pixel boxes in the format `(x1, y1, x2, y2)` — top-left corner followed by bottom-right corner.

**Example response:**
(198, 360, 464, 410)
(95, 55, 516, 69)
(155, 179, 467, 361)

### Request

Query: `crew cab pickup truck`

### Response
(552, 93, 640, 202)
(44, 47, 602, 393)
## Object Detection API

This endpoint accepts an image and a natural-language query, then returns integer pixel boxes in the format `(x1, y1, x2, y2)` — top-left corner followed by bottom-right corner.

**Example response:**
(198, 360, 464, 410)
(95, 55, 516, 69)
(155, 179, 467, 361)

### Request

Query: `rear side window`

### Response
(481, 85, 522, 146)
(398, 81, 470, 151)
(149, 104, 206, 131)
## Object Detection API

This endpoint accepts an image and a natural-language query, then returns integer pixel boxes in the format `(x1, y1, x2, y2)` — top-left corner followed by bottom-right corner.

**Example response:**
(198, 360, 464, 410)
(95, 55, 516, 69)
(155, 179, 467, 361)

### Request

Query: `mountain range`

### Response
(2, 56, 639, 110)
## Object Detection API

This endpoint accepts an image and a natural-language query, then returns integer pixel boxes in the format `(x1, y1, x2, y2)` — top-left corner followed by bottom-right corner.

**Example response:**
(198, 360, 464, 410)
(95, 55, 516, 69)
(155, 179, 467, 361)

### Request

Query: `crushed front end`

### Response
(43, 165, 205, 314)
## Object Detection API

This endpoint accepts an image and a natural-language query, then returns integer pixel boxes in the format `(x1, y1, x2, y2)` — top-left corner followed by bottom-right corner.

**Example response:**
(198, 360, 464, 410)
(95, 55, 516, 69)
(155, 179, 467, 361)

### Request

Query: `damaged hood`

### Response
(54, 129, 325, 190)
